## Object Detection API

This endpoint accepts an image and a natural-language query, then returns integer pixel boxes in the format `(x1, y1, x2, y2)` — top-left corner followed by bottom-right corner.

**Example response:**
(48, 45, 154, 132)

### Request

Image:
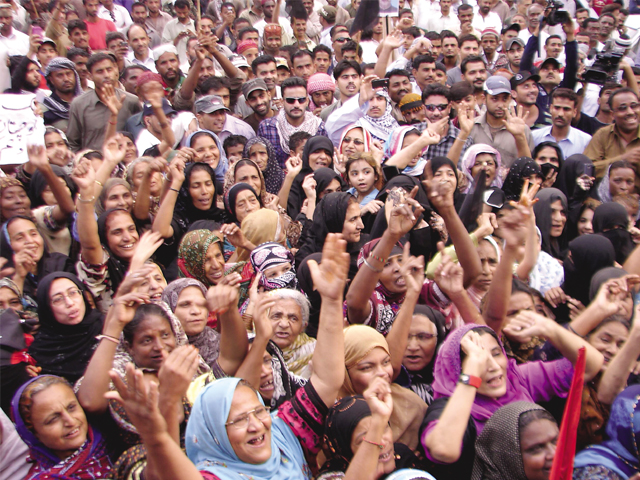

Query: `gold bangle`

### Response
(96, 334, 119, 344)
(78, 194, 95, 203)
(95, 180, 102, 187)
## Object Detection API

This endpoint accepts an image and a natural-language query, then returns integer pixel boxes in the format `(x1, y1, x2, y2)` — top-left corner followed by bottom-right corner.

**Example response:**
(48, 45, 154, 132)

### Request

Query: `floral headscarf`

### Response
(178, 229, 224, 286)
(242, 137, 285, 194)
(460, 144, 503, 193)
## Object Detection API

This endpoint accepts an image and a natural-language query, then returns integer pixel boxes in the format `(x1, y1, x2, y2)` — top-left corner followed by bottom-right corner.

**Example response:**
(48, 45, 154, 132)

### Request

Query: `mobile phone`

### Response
(32, 25, 43, 37)
(372, 78, 389, 90)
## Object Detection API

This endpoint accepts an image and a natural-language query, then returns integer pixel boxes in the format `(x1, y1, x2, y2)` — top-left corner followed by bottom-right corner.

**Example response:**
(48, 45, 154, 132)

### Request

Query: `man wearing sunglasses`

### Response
(257, 76, 328, 168)
(421, 83, 474, 161)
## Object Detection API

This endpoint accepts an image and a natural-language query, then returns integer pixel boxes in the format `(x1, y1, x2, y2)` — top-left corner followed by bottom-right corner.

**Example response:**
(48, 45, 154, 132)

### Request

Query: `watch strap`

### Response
(459, 373, 482, 389)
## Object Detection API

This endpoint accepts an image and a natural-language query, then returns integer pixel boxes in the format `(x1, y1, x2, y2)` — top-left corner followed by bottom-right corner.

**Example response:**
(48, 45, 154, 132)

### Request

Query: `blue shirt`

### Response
(346, 187, 379, 206)
(532, 126, 593, 160)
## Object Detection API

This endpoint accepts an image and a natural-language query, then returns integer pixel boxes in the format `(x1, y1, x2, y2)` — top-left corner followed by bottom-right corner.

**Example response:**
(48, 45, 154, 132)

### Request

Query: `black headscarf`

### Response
(533, 141, 564, 185)
(313, 167, 343, 197)
(287, 136, 335, 219)
(533, 188, 569, 260)
(593, 202, 635, 265)
(501, 157, 541, 202)
(297, 252, 322, 338)
(28, 272, 104, 383)
(589, 266, 628, 302)
(223, 182, 261, 224)
(97, 208, 135, 294)
(556, 154, 594, 201)
(562, 234, 615, 306)
(28, 165, 76, 209)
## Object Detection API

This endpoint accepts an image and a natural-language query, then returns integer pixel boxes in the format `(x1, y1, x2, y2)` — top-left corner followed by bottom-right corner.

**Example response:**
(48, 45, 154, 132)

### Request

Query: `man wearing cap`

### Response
(532, 88, 593, 158)
(41, 57, 83, 131)
(318, 5, 336, 47)
(504, 36, 525, 74)
(491, 23, 519, 71)
(473, 0, 502, 32)
(399, 92, 427, 124)
(36, 37, 57, 71)
(510, 70, 548, 128)
(153, 45, 183, 97)
(263, 23, 284, 57)
(126, 24, 155, 72)
(136, 97, 177, 155)
(196, 95, 256, 142)
(320, 59, 361, 122)
(470, 75, 535, 167)
(308, 72, 335, 115)
(243, 78, 276, 133)
(275, 56, 291, 85)
(425, 0, 460, 34)
(481, 28, 500, 72)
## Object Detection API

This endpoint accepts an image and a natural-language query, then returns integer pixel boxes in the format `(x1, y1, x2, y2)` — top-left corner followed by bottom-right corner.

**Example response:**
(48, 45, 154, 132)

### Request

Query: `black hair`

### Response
(223, 134, 248, 153)
(341, 40, 361, 56)
(86, 52, 116, 73)
(131, 1, 147, 9)
(281, 75, 307, 97)
(120, 64, 149, 80)
(450, 80, 474, 102)
(174, 0, 190, 9)
(413, 54, 436, 70)
(440, 29, 458, 41)
(422, 83, 451, 104)
(460, 55, 486, 74)
(106, 31, 125, 44)
(67, 18, 87, 33)
(313, 44, 332, 59)
(608, 87, 638, 110)
(292, 49, 313, 64)
(545, 34, 562, 45)
(582, 18, 599, 29)
(587, 314, 630, 341)
(330, 24, 349, 40)
(200, 75, 231, 93)
(333, 59, 361, 79)
(385, 68, 411, 80)
(425, 31, 440, 42)
(251, 54, 276, 74)
(67, 47, 90, 61)
(123, 303, 174, 345)
(402, 26, 422, 38)
(399, 7, 413, 16)
(238, 26, 259, 41)
(551, 87, 578, 107)
(458, 3, 473, 12)
(458, 33, 479, 48)
(600, 82, 622, 97)
(233, 17, 250, 29)
(289, 131, 312, 153)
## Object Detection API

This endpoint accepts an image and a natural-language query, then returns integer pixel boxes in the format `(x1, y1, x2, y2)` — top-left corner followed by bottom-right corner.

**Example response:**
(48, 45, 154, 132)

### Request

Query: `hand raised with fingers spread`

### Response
(101, 84, 123, 116)
(503, 310, 554, 343)
(422, 162, 454, 212)
(131, 231, 164, 268)
(116, 264, 157, 298)
(158, 345, 200, 403)
(460, 330, 491, 377)
(27, 145, 51, 171)
(110, 290, 150, 329)
(399, 242, 425, 298)
(307, 233, 350, 302)
(103, 133, 127, 165)
(503, 104, 530, 138)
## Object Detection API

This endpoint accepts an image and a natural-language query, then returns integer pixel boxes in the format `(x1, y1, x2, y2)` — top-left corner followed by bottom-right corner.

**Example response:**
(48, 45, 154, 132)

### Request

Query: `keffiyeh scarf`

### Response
(275, 108, 322, 155)
(43, 58, 82, 121)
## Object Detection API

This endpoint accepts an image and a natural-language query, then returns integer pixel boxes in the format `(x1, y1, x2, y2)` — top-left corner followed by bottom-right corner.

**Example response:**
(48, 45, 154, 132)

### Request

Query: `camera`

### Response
(544, 0, 570, 26)
(583, 52, 623, 85)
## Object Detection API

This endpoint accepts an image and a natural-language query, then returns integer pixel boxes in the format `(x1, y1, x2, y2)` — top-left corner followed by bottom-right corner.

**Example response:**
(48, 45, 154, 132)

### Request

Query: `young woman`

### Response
(533, 141, 563, 189)
(533, 188, 568, 260)
(44, 127, 74, 173)
(592, 202, 635, 265)
(12, 376, 114, 480)
(501, 157, 543, 202)
(242, 137, 285, 194)
(471, 402, 558, 480)
(460, 144, 503, 194)
(184, 130, 229, 182)
(338, 124, 374, 158)
(28, 272, 104, 383)
(345, 152, 384, 212)
(384, 127, 429, 177)
(572, 199, 600, 238)
(224, 183, 262, 225)
(0, 178, 30, 222)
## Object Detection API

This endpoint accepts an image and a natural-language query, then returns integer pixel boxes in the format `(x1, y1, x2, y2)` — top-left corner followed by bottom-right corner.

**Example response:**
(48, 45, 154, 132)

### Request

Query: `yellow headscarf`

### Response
(236, 208, 282, 262)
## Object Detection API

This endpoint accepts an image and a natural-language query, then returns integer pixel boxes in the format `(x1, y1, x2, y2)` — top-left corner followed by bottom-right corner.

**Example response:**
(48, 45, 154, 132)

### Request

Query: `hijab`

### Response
(297, 252, 322, 338)
(589, 266, 628, 302)
(574, 384, 640, 478)
(175, 162, 225, 227)
(561, 234, 615, 306)
(223, 158, 270, 205)
(0, 178, 28, 223)
(28, 165, 76, 209)
(28, 272, 103, 382)
(502, 157, 542, 202)
(313, 167, 343, 197)
(338, 124, 373, 155)
(309, 192, 354, 252)
(237, 209, 282, 262)
(428, 156, 463, 214)
(95, 178, 131, 216)
(178, 229, 224, 286)
(242, 137, 285, 194)
(555, 154, 594, 200)
(97, 208, 135, 294)
(185, 130, 229, 182)
(11, 376, 113, 480)
(384, 126, 427, 177)
(288, 135, 336, 219)
(471, 402, 552, 480)
(250, 242, 297, 291)
(405, 305, 447, 389)
(358, 90, 399, 142)
(592, 202, 635, 265)
(533, 188, 568, 260)
(460, 144, 503, 194)
(185, 377, 310, 480)
(432, 324, 536, 433)
(224, 183, 261, 224)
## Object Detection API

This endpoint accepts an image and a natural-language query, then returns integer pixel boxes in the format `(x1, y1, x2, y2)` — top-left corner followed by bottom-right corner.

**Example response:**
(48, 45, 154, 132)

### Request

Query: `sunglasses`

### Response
(335, 37, 351, 43)
(424, 103, 449, 112)
(284, 97, 307, 105)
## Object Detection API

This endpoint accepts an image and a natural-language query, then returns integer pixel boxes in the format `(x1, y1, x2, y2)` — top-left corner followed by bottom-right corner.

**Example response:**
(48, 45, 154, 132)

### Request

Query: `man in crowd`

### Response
(312, 44, 332, 74)
(126, 24, 155, 72)
(292, 49, 315, 81)
(67, 47, 92, 91)
(120, 64, 148, 94)
(473, 0, 502, 32)
(504, 37, 524, 74)
(321, 59, 361, 121)
(425, 0, 460, 34)
(41, 57, 83, 131)
(510, 71, 548, 128)
(130, 2, 161, 48)
(399, 92, 427, 124)
(83, 0, 116, 51)
(461, 56, 488, 107)
(161, 0, 195, 66)
(481, 28, 500, 72)
(308, 72, 335, 115)
(153, 45, 183, 100)
(240, 0, 263, 24)
(68, 20, 91, 51)
(263, 24, 283, 57)
(386, 69, 412, 122)
(97, 0, 131, 32)
(412, 55, 438, 94)
(441, 31, 460, 72)
(243, 78, 275, 133)
(145, 0, 171, 41)
(447, 35, 481, 85)
(0, 3, 28, 54)
(196, 94, 255, 142)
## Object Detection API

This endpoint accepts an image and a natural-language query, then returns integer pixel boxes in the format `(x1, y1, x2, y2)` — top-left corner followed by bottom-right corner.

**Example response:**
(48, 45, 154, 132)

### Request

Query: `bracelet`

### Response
(370, 253, 386, 264)
(456, 136, 468, 142)
(169, 187, 180, 193)
(109, 120, 117, 125)
(96, 334, 120, 345)
(363, 438, 384, 449)
(77, 194, 95, 203)
(568, 324, 585, 338)
(95, 180, 102, 187)
(363, 257, 383, 273)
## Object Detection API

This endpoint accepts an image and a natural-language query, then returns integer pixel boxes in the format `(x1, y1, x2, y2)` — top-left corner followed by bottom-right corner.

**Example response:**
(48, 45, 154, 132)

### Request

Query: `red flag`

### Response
(549, 346, 586, 480)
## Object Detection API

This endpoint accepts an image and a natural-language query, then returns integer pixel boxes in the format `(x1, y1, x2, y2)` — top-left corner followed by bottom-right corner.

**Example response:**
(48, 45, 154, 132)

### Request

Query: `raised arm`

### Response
(95, 134, 127, 188)
(373, 31, 403, 79)
(152, 158, 186, 238)
(177, 40, 205, 103)
(277, 155, 303, 209)
(307, 233, 349, 407)
(386, 128, 441, 170)
(146, 87, 176, 154)
(27, 145, 75, 221)
(133, 158, 167, 221)
(101, 85, 123, 142)
(447, 105, 473, 164)
(71, 158, 103, 265)
(514, 204, 539, 281)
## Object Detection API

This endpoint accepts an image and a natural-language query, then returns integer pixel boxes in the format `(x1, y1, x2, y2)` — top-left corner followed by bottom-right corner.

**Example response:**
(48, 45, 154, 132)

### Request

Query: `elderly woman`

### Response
(242, 137, 285, 195)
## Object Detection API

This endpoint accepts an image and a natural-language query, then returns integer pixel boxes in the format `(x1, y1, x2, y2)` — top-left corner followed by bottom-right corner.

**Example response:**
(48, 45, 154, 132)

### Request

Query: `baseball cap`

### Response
(539, 57, 561, 70)
(484, 75, 512, 95)
(506, 37, 525, 51)
(39, 37, 57, 48)
(501, 23, 521, 35)
(195, 95, 230, 114)
(481, 28, 499, 39)
(275, 56, 290, 70)
(230, 54, 250, 69)
(242, 78, 268, 99)
(142, 98, 177, 117)
(510, 70, 540, 89)
(318, 5, 336, 22)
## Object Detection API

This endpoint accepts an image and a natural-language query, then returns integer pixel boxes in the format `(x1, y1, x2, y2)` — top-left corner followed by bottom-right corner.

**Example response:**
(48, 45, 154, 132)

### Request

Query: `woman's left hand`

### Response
(503, 310, 554, 343)
(207, 282, 240, 315)
(220, 223, 248, 249)
(400, 242, 424, 298)
(307, 233, 350, 302)
(157, 345, 200, 404)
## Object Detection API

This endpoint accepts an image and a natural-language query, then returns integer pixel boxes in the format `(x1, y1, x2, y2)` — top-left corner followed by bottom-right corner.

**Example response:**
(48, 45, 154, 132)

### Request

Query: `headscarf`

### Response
(178, 229, 224, 286)
(533, 188, 568, 259)
(174, 162, 225, 228)
(274, 106, 323, 156)
(250, 242, 297, 291)
(96, 208, 135, 294)
(384, 126, 427, 177)
(307, 192, 354, 252)
(338, 124, 373, 155)
(185, 130, 229, 182)
(574, 384, 640, 478)
(242, 138, 285, 194)
(0, 178, 28, 223)
(471, 402, 552, 480)
(223, 158, 268, 204)
(502, 157, 542, 202)
(224, 182, 261, 224)
(592, 202, 635, 265)
(429, 156, 462, 215)
(28, 165, 75, 209)
(313, 167, 342, 196)
(297, 252, 322, 338)
(28, 272, 103, 382)
(589, 266, 628, 302)
(561, 234, 615, 306)
(185, 377, 310, 480)
(237, 209, 282, 262)
(597, 163, 617, 204)
(460, 144, 503, 193)
(432, 324, 543, 433)
(555, 154, 594, 200)
(42, 57, 82, 121)
(96, 178, 131, 216)
(358, 90, 399, 142)
(11, 376, 113, 480)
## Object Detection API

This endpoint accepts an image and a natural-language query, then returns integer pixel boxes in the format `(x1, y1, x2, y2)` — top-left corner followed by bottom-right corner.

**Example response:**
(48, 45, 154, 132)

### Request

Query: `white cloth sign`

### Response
(0, 94, 45, 166)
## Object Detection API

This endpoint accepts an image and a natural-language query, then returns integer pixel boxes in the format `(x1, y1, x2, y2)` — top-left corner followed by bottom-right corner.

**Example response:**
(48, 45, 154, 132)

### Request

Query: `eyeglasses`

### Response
(335, 37, 351, 43)
(284, 97, 307, 105)
(51, 288, 82, 307)
(342, 137, 365, 146)
(408, 333, 436, 342)
(424, 103, 449, 112)
(225, 405, 271, 428)
(614, 102, 640, 113)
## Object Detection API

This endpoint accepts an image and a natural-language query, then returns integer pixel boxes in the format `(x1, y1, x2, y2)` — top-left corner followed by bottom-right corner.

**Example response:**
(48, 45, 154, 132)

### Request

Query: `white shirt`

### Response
(126, 49, 157, 72)
(413, 0, 442, 30)
(162, 19, 196, 66)
(0, 28, 29, 55)
(532, 126, 593, 159)
(98, 4, 133, 33)
(0, 41, 9, 92)
(426, 12, 461, 34)
(471, 9, 502, 33)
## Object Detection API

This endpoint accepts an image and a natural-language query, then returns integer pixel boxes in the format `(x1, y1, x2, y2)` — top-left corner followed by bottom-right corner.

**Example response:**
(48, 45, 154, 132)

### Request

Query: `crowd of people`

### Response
(4, 0, 640, 478)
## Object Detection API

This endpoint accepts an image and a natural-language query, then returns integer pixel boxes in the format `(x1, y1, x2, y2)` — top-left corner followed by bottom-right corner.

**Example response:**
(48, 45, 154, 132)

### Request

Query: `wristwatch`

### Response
(459, 374, 482, 389)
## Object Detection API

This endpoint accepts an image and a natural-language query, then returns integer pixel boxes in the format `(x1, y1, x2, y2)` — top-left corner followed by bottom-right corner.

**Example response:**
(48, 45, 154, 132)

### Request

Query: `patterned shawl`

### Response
(242, 137, 285, 194)
(275, 108, 323, 155)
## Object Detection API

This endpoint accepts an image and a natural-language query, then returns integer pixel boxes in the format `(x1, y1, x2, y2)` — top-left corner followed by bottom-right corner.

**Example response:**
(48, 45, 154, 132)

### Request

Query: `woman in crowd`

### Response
(595, 160, 636, 204)
(556, 154, 595, 210)
(338, 123, 374, 158)
(0, 178, 31, 223)
(533, 188, 568, 260)
(570, 198, 600, 238)
(592, 202, 635, 265)
(12, 375, 114, 479)
(242, 137, 285, 195)
(96, 178, 134, 216)
(125, 156, 165, 219)
(502, 158, 543, 202)
(533, 141, 564, 188)
(459, 144, 503, 194)
(184, 130, 229, 182)
(224, 183, 262, 225)
(384, 127, 430, 178)
(224, 158, 279, 209)
(44, 127, 74, 173)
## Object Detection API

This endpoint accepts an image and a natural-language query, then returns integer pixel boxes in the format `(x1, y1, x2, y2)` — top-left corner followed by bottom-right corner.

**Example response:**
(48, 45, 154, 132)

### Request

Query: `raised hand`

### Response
(434, 244, 464, 297)
(363, 376, 393, 421)
(131, 231, 164, 268)
(206, 282, 240, 315)
(593, 275, 640, 316)
(103, 133, 127, 165)
(399, 242, 425, 297)
(457, 105, 474, 137)
(27, 145, 51, 171)
(503, 310, 554, 343)
(388, 186, 424, 238)
(475, 212, 497, 238)
(71, 157, 96, 195)
(116, 264, 157, 297)
(427, 117, 449, 138)
(158, 345, 200, 403)
(169, 157, 186, 187)
(421, 127, 441, 146)
(252, 293, 276, 340)
(384, 29, 404, 49)
(307, 233, 350, 302)
(499, 206, 529, 250)
(110, 290, 150, 330)
(101, 84, 123, 116)
(544, 286, 567, 309)
(334, 153, 347, 175)
(460, 330, 492, 377)
(13, 250, 37, 279)
(502, 104, 530, 138)
(285, 154, 303, 177)
(371, 140, 384, 164)
(422, 162, 454, 212)
(301, 173, 317, 199)
(220, 223, 248, 249)
(359, 74, 379, 105)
